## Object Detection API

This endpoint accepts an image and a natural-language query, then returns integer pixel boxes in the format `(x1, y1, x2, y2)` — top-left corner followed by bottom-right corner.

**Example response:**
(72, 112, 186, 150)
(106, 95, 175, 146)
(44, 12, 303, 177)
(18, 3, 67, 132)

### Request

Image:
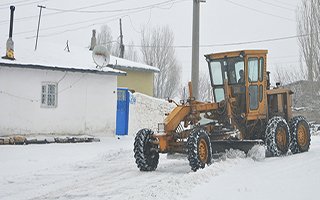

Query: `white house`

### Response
(0, 42, 126, 136)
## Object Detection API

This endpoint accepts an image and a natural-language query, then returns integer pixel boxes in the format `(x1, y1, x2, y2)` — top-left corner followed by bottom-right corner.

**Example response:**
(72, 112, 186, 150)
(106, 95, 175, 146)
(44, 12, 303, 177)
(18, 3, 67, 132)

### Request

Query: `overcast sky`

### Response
(0, 0, 302, 84)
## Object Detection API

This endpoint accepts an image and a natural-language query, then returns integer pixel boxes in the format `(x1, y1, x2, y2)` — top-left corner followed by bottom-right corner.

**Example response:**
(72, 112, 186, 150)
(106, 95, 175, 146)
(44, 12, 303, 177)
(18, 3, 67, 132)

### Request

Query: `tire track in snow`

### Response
(28, 149, 252, 200)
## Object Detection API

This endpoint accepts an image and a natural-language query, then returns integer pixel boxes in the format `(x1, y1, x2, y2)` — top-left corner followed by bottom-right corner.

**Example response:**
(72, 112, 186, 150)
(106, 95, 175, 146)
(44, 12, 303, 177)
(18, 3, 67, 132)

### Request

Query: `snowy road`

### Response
(1, 136, 319, 200)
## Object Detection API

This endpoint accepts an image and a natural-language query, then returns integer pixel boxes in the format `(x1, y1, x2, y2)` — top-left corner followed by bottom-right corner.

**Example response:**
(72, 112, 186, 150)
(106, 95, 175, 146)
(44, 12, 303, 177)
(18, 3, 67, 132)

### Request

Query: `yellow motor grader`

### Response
(134, 50, 311, 172)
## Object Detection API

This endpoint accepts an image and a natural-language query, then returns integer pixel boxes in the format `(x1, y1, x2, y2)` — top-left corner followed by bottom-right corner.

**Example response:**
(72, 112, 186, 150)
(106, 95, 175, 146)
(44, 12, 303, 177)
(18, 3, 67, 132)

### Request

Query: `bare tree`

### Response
(273, 63, 307, 85)
(198, 71, 213, 102)
(97, 25, 114, 53)
(140, 26, 181, 98)
(124, 41, 138, 62)
(297, 0, 320, 81)
(96, 25, 138, 61)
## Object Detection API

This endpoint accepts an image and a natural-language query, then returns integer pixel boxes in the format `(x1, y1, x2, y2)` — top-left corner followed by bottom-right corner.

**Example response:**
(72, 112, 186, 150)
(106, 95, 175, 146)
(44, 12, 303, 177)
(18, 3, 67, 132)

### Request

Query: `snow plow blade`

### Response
(211, 140, 264, 154)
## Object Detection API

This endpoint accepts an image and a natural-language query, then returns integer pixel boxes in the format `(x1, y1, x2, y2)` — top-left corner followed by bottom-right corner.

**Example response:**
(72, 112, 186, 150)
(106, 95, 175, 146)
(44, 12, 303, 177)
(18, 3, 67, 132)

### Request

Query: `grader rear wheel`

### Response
(289, 116, 311, 154)
(265, 116, 290, 156)
(187, 129, 212, 172)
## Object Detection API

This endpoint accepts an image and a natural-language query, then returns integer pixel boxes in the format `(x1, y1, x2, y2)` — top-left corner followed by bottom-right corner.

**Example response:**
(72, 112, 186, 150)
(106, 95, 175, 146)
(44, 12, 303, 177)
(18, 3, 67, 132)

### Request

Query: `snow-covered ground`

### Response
(1, 135, 319, 200)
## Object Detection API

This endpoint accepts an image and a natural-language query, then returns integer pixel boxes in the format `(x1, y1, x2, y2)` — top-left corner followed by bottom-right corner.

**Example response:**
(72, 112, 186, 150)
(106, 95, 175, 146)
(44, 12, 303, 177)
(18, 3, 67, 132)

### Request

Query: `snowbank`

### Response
(128, 92, 175, 135)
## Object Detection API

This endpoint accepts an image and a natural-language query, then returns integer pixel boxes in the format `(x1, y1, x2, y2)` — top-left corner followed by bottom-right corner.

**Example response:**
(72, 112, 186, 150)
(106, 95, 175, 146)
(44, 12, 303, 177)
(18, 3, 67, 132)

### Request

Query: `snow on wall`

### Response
(0, 66, 117, 136)
(128, 93, 175, 135)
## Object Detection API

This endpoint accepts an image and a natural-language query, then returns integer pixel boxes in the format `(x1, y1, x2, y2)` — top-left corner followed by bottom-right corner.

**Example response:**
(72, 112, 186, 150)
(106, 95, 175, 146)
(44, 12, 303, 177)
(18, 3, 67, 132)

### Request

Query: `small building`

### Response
(0, 40, 159, 136)
(108, 57, 159, 96)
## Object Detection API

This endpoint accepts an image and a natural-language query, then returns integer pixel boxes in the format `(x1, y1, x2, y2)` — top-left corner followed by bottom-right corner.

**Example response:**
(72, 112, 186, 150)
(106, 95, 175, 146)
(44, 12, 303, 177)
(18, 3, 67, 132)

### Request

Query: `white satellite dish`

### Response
(92, 45, 110, 68)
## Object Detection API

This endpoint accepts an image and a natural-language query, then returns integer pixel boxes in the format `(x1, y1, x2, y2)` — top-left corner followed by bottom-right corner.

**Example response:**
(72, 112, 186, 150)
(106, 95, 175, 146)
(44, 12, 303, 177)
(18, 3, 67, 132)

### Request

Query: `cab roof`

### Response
(205, 50, 268, 60)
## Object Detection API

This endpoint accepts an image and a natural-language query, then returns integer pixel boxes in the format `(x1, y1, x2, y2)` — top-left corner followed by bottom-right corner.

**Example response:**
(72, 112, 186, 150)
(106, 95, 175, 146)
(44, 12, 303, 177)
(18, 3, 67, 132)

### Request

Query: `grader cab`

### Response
(134, 50, 311, 172)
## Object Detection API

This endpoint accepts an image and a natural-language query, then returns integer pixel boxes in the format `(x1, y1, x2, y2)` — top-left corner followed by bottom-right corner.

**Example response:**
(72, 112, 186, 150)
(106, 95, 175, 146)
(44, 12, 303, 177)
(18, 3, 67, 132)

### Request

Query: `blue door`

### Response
(116, 88, 129, 135)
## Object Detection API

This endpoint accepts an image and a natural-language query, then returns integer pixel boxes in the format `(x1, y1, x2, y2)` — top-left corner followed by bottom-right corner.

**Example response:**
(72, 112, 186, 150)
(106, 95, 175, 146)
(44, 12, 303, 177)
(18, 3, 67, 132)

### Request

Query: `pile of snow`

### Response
(128, 92, 175, 135)
(247, 145, 266, 161)
(217, 146, 266, 162)
(225, 149, 247, 159)
(310, 123, 320, 136)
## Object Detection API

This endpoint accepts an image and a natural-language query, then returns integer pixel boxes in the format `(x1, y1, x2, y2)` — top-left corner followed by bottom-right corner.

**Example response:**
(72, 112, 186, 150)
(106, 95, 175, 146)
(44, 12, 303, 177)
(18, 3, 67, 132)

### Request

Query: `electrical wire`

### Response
(0, 0, 127, 24)
(225, 0, 295, 22)
(21, 0, 187, 38)
(14, 0, 175, 36)
(0, 0, 41, 7)
(15, 16, 119, 36)
(59, 74, 86, 94)
(44, 0, 187, 13)
(126, 33, 315, 48)
(0, 90, 39, 103)
(0, 0, 48, 10)
(254, 0, 295, 11)
(271, 0, 297, 9)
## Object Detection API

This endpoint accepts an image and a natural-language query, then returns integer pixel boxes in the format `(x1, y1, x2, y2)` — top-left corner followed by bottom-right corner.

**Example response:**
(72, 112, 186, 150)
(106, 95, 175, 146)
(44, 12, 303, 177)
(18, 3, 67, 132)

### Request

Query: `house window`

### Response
(41, 82, 58, 108)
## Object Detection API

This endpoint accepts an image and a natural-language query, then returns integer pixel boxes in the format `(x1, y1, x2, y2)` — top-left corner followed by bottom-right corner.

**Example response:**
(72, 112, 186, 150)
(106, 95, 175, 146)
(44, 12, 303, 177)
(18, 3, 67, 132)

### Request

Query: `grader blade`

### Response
(211, 140, 264, 154)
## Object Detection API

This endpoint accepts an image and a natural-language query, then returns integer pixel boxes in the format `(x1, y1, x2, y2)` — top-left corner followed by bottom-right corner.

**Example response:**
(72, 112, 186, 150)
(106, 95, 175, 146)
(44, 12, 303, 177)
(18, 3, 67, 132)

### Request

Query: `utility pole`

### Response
(191, 0, 205, 100)
(119, 18, 125, 58)
(35, 5, 46, 51)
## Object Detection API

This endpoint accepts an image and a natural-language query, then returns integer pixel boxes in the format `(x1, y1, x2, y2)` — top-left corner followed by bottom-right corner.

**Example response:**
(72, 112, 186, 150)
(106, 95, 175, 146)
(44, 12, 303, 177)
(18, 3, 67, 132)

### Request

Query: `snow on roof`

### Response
(108, 56, 160, 73)
(0, 39, 159, 75)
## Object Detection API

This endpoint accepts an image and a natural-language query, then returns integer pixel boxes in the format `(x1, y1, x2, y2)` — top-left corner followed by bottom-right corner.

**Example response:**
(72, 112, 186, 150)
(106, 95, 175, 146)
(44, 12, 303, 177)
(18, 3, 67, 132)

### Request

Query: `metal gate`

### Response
(116, 88, 129, 135)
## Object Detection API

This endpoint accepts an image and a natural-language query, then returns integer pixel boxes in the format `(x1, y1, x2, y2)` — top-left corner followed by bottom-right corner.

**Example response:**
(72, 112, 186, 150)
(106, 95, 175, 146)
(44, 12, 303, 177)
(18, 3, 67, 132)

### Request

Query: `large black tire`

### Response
(187, 129, 212, 172)
(134, 129, 159, 171)
(265, 116, 290, 156)
(289, 116, 311, 154)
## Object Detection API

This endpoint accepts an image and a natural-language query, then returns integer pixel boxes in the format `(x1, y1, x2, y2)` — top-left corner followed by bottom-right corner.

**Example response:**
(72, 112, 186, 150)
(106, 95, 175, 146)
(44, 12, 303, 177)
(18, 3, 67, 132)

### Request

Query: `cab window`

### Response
(235, 61, 244, 83)
(248, 57, 258, 82)
(259, 57, 264, 82)
(210, 61, 223, 85)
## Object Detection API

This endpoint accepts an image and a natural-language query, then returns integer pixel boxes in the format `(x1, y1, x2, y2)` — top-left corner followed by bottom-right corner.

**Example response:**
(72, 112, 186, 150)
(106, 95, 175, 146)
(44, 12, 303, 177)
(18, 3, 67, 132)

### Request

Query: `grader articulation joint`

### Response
(134, 50, 311, 172)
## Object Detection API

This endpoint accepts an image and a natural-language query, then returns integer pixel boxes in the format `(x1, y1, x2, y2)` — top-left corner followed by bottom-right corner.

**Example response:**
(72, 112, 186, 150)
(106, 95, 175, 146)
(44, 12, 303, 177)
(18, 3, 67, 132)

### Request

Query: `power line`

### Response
(44, 0, 187, 13)
(0, 0, 127, 25)
(21, 0, 187, 39)
(272, 0, 297, 9)
(126, 33, 314, 48)
(0, 0, 48, 10)
(0, 90, 39, 103)
(225, 0, 295, 22)
(269, 55, 299, 59)
(15, 16, 118, 35)
(25, 17, 120, 39)
(15, 0, 184, 35)
(0, 0, 40, 7)
(254, 0, 295, 11)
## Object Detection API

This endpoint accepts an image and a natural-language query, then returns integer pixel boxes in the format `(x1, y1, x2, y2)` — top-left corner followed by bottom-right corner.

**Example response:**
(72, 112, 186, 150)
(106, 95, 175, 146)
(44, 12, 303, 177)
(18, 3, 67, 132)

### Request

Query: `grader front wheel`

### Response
(134, 129, 159, 171)
(187, 129, 212, 172)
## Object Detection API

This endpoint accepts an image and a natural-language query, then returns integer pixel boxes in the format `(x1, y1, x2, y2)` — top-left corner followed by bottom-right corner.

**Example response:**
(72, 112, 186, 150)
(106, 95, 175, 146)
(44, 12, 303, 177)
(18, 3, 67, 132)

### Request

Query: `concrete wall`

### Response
(0, 66, 117, 136)
(117, 70, 154, 96)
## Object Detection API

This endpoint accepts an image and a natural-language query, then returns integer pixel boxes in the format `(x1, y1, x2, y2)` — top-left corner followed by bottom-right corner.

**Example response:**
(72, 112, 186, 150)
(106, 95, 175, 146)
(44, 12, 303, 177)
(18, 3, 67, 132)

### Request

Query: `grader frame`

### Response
(134, 50, 311, 172)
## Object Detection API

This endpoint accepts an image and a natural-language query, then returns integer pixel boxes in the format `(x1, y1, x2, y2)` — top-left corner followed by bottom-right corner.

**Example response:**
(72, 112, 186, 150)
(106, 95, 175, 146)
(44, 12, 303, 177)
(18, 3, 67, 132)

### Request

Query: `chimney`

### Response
(89, 29, 96, 51)
(2, 6, 15, 60)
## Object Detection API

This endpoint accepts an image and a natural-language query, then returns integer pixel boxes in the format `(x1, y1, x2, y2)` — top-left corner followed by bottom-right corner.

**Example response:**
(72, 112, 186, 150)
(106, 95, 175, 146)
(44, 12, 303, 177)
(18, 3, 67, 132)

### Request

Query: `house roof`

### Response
(108, 56, 160, 73)
(0, 39, 159, 75)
